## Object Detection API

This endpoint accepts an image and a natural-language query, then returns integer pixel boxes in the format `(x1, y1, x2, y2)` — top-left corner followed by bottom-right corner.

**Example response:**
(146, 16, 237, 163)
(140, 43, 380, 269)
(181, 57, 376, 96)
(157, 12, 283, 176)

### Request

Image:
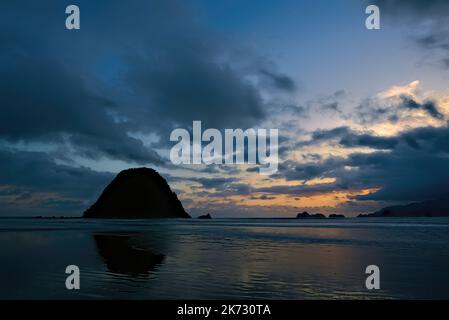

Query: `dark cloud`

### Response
(372, 0, 449, 69)
(302, 126, 399, 150)
(280, 104, 307, 116)
(126, 52, 266, 131)
(355, 95, 445, 126)
(246, 166, 260, 173)
(321, 102, 340, 113)
(258, 67, 296, 92)
(374, 0, 449, 18)
(340, 133, 398, 150)
(400, 95, 444, 120)
(350, 149, 449, 201)
(280, 157, 346, 182)
(0, 0, 295, 162)
(400, 125, 449, 151)
(185, 177, 237, 190)
(0, 0, 299, 215)
(249, 194, 275, 200)
(0, 54, 164, 165)
(197, 182, 253, 198)
(279, 124, 449, 202)
(0, 149, 113, 216)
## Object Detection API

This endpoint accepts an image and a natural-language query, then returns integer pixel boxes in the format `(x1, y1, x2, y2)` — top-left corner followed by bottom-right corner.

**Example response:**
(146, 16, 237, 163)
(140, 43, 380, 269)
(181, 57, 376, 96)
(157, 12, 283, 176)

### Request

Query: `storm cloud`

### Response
(0, 0, 298, 215)
(0, 149, 113, 215)
(0, 0, 294, 159)
(279, 124, 449, 202)
(300, 126, 399, 150)
(372, 0, 449, 69)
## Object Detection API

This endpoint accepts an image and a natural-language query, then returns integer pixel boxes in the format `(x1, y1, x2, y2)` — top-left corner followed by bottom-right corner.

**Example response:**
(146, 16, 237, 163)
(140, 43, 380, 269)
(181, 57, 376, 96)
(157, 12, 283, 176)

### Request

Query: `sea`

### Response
(0, 217, 448, 299)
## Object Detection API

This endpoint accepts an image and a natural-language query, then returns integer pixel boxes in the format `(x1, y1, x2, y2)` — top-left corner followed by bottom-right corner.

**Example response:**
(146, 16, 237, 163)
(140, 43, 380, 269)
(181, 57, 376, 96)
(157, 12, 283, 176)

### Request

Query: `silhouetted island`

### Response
(198, 213, 212, 219)
(329, 214, 345, 219)
(83, 168, 190, 218)
(296, 212, 345, 219)
(358, 199, 449, 218)
(296, 211, 326, 219)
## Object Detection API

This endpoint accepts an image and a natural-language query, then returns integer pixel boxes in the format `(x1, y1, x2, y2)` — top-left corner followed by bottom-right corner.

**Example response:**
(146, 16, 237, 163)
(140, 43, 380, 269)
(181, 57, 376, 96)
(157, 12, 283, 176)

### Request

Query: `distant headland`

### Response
(83, 168, 190, 219)
(358, 199, 449, 218)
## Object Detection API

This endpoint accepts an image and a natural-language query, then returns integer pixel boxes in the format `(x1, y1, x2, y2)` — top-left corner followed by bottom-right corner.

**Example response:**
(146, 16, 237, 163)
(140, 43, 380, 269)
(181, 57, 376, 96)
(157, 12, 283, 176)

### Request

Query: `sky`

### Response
(1, 0, 449, 217)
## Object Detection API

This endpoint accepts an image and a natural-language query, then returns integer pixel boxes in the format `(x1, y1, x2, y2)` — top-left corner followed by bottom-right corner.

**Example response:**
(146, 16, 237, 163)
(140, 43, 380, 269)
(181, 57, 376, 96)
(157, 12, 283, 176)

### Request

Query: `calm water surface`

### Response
(0, 217, 448, 299)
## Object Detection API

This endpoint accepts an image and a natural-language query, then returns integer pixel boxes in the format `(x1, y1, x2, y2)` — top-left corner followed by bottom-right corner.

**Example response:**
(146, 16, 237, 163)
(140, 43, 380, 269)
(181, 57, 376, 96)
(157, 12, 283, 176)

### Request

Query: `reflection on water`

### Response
(0, 218, 449, 299)
(93, 233, 164, 276)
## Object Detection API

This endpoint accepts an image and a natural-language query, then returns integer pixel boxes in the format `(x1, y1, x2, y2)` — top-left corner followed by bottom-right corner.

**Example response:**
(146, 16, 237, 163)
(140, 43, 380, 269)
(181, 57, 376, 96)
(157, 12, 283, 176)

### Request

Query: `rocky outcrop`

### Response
(83, 168, 190, 218)
(296, 212, 345, 219)
(198, 213, 212, 219)
(329, 214, 345, 219)
(296, 211, 326, 219)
